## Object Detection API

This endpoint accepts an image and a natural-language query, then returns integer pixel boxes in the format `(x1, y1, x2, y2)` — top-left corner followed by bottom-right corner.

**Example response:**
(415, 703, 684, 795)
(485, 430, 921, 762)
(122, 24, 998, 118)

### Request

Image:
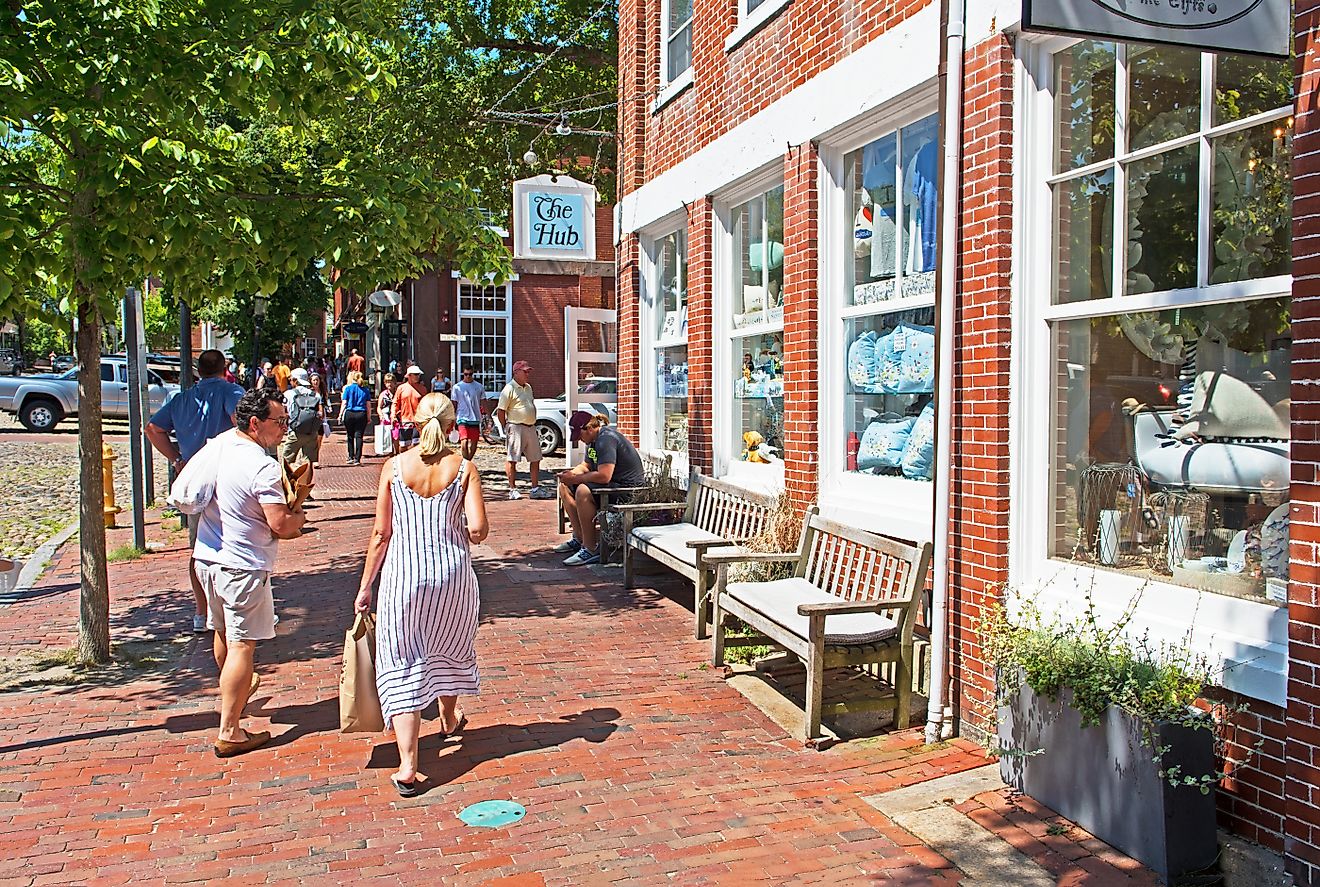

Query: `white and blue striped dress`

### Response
(375, 458, 480, 725)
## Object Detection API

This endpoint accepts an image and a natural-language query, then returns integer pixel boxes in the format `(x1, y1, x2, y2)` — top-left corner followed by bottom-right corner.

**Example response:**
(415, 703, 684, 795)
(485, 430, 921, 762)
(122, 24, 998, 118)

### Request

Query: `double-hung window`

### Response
(662, 0, 693, 86)
(1016, 38, 1293, 700)
(457, 279, 512, 394)
(648, 228, 689, 455)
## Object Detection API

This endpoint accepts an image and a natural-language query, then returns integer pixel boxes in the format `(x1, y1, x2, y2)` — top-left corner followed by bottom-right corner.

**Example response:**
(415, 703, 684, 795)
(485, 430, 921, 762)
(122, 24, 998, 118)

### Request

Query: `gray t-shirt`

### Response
(452, 380, 485, 424)
(587, 426, 646, 487)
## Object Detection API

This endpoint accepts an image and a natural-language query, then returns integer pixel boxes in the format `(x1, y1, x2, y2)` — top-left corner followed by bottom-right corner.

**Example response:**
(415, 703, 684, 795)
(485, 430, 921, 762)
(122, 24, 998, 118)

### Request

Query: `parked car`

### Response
(532, 376, 618, 457)
(0, 356, 178, 432)
(0, 349, 22, 376)
(51, 354, 75, 373)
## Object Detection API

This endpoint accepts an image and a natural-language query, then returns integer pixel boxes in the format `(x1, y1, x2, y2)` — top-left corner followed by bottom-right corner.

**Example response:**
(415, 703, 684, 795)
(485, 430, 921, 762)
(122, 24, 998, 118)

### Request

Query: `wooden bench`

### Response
(557, 452, 675, 564)
(706, 508, 932, 745)
(619, 474, 777, 639)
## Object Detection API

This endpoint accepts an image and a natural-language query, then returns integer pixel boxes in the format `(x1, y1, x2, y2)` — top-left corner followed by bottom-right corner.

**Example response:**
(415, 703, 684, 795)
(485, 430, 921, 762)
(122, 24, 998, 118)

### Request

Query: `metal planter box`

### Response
(998, 680, 1218, 883)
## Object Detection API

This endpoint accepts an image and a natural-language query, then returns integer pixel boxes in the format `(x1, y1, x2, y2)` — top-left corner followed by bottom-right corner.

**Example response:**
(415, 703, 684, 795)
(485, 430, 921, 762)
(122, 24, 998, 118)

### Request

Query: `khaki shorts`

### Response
(281, 432, 318, 465)
(506, 423, 541, 464)
(198, 563, 277, 641)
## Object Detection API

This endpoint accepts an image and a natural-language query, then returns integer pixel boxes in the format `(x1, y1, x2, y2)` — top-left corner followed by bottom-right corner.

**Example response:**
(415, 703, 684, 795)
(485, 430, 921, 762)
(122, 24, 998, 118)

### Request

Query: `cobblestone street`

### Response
(0, 437, 1157, 884)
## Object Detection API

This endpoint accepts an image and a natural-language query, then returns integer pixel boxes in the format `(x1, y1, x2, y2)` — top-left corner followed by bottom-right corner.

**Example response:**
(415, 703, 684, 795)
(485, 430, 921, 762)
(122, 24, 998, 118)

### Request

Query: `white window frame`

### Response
(455, 277, 514, 396)
(640, 213, 692, 473)
(817, 86, 940, 543)
(1010, 36, 1293, 706)
(656, 0, 695, 111)
(726, 0, 794, 53)
(302, 337, 318, 359)
(713, 168, 787, 493)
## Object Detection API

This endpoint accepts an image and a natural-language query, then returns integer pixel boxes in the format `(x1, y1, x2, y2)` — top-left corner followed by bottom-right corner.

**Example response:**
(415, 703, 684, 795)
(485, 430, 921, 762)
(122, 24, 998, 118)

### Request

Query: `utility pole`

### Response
(179, 298, 193, 390)
(123, 286, 147, 550)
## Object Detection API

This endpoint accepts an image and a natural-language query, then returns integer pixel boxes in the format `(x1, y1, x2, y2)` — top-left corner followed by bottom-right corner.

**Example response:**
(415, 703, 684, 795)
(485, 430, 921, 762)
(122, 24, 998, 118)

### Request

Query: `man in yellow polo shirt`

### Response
(495, 360, 554, 500)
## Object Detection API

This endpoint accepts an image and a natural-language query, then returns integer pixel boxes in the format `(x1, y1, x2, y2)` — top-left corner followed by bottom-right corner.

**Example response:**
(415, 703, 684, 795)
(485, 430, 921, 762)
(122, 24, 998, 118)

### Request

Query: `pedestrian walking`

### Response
(394, 365, 425, 451)
(196, 388, 307, 757)
(495, 360, 553, 499)
(273, 355, 293, 392)
(309, 372, 329, 467)
(451, 365, 485, 461)
(378, 373, 398, 457)
(346, 349, 365, 377)
(145, 349, 246, 632)
(282, 368, 324, 488)
(556, 412, 647, 565)
(338, 370, 372, 465)
(431, 367, 452, 396)
(355, 393, 488, 795)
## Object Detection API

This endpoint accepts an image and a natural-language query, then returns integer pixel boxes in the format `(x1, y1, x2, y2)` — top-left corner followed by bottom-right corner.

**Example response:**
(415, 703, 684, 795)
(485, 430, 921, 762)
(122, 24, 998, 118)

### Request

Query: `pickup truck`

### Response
(0, 356, 179, 432)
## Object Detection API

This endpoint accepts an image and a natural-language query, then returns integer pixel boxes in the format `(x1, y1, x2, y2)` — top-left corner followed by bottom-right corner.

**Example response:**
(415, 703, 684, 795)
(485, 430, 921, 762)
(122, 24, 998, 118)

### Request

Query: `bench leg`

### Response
(557, 501, 567, 535)
(712, 591, 726, 666)
(804, 643, 824, 743)
(622, 541, 634, 589)
(895, 646, 913, 730)
(694, 569, 709, 640)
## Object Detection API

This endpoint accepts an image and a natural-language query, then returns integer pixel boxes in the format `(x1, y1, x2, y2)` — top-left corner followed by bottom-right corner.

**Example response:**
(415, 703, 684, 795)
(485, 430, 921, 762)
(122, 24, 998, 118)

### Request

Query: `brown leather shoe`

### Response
(214, 730, 271, 758)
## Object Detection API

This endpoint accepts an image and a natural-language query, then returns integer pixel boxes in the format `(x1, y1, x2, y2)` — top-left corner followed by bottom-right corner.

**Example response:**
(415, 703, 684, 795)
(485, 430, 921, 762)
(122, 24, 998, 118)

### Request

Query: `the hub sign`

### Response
(513, 176, 598, 261)
(1023, 0, 1288, 57)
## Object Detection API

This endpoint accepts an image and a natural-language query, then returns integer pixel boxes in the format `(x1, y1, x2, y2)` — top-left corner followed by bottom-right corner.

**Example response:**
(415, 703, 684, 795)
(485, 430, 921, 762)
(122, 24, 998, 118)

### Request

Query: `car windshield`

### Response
(59, 368, 77, 380)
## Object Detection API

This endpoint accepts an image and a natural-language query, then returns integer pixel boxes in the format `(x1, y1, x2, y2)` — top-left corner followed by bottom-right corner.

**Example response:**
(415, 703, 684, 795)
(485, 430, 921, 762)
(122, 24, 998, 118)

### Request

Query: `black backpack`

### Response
(289, 389, 321, 435)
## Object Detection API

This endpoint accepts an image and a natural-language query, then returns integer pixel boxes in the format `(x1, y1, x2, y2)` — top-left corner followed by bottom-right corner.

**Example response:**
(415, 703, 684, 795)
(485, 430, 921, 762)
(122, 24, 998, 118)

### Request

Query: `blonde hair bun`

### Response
(416, 392, 457, 456)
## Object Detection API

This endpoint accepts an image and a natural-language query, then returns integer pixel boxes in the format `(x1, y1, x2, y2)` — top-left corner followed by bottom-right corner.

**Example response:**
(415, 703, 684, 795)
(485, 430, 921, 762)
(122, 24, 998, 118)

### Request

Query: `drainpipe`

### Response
(925, 0, 965, 746)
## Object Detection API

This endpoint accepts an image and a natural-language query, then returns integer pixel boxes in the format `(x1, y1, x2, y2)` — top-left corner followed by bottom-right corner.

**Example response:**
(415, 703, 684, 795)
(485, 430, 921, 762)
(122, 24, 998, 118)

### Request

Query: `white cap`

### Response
(290, 367, 310, 384)
(405, 365, 423, 376)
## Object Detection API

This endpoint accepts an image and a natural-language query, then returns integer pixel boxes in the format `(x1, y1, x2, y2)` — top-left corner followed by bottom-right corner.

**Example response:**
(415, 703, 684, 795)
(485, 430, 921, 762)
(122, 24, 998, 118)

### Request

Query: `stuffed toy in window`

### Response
(741, 430, 777, 463)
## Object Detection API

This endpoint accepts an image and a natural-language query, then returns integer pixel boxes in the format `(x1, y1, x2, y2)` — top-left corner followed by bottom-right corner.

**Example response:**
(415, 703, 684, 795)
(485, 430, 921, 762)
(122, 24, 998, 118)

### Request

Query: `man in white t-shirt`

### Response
(451, 365, 486, 461)
(195, 388, 308, 758)
(495, 360, 554, 500)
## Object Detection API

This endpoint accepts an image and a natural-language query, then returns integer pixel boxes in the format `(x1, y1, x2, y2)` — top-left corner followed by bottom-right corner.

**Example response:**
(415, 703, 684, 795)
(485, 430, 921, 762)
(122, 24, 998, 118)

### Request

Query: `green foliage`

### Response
(196, 264, 331, 361)
(980, 594, 1249, 793)
(107, 544, 147, 563)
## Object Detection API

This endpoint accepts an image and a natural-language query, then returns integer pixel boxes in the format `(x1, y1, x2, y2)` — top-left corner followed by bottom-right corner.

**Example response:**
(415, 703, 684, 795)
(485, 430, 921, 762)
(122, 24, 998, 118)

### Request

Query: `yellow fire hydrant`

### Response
(102, 443, 121, 528)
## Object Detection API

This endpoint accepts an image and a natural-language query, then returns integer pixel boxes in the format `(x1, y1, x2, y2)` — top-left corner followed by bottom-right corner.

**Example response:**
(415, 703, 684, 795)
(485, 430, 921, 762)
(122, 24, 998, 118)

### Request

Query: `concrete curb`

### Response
(8, 521, 78, 598)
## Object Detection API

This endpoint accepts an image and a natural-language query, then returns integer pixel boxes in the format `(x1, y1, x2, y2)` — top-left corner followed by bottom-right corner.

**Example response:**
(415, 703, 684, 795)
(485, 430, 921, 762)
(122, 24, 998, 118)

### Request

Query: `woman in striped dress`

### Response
(355, 392, 488, 796)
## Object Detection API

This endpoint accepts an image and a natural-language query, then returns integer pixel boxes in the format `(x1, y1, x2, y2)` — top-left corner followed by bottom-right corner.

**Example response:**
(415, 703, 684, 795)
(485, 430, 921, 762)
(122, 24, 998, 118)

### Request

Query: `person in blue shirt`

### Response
(146, 348, 246, 633)
(336, 370, 374, 465)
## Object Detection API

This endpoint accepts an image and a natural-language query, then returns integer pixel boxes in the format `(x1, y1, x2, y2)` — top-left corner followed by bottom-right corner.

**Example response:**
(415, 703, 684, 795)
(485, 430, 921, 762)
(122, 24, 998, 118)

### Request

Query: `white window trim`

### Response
(817, 91, 941, 543)
(1009, 35, 1293, 707)
(639, 216, 692, 472)
(456, 278, 514, 395)
(713, 167, 787, 489)
(725, 0, 793, 53)
(657, 0, 695, 111)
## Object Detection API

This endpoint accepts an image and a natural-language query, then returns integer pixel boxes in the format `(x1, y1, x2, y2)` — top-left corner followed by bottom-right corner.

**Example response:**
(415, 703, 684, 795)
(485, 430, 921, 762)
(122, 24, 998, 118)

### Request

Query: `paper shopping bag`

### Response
(339, 613, 384, 733)
(372, 423, 390, 456)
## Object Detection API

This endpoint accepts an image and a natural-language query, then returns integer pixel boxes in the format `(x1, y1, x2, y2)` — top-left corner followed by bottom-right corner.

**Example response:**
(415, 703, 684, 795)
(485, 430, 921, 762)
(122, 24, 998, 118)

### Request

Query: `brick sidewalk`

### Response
(0, 437, 1155, 884)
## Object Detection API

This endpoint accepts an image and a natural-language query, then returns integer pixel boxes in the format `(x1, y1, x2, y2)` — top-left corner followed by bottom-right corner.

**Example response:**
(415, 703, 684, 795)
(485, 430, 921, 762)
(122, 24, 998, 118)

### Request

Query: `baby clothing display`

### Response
(857, 416, 914, 472)
(847, 323, 935, 396)
(900, 402, 937, 480)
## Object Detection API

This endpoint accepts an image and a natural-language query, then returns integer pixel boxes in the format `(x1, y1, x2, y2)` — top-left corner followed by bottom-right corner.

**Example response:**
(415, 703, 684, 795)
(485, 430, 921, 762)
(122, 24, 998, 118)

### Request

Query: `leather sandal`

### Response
(214, 730, 271, 758)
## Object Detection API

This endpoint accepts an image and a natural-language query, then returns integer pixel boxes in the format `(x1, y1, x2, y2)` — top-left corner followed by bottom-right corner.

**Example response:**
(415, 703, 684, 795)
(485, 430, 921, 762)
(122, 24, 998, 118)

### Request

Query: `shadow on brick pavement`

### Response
(0, 436, 1156, 884)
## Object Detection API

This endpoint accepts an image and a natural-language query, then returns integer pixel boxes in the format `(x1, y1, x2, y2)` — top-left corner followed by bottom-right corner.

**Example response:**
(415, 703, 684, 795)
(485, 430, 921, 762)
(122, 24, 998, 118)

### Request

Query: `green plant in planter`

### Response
(980, 594, 1250, 794)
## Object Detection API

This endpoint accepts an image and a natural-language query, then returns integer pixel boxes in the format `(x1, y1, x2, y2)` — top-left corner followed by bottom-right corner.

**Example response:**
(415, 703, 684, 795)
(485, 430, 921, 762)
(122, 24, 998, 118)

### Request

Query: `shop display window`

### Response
(1050, 298, 1291, 604)
(1041, 40, 1294, 606)
(843, 307, 935, 481)
(731, 186, 784, 329)
(846, 114, 939, 306)
(732, 330, 785, 464)
(652, 229, 688, 454)
(1051, 41, 1293, 304)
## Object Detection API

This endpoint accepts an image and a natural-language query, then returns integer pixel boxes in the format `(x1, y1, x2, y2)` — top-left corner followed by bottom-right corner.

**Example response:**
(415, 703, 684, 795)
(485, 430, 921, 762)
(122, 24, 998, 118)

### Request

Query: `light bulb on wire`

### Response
(555, 113, 572, 137)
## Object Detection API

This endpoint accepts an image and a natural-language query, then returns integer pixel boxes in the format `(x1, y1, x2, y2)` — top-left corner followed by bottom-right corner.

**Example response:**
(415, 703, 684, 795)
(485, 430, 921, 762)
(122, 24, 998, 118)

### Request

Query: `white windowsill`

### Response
(653, 69, 694, 114)
(819, 475, 934, 545)
(725, 0, 794, 52)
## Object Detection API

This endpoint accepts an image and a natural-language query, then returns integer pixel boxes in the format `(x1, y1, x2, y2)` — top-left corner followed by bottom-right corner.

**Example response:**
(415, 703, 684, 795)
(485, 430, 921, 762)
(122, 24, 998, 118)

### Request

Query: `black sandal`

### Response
(391, 777, 420, 798)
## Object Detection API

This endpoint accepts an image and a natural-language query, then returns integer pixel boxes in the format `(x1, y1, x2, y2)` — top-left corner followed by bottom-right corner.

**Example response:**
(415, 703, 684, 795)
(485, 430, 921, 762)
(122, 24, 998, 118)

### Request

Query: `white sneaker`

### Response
(192, 614, 208, 633)
(529, 487, 555, 501)
(508, 489, 522, 500)
(563, 548, 600, 566)
(553, 538, 582, 554)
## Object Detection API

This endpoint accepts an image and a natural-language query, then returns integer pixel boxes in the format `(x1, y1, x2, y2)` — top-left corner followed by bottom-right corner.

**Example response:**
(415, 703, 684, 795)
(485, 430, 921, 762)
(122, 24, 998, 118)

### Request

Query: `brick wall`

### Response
(948, 34, 1016, 734)
(1287, 0, 1320, 881)
(687, 198, 716, 474)
(618, 233, 642, 441)
(781, 144, 820, 510)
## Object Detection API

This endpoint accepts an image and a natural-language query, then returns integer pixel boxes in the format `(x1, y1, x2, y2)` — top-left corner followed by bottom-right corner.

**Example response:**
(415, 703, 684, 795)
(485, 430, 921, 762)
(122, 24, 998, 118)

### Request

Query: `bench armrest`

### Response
(797, 600, 888, 616)
(614, 502, 685, 514)
(685, 539, 739, 551)
(703, 549, 798, 566)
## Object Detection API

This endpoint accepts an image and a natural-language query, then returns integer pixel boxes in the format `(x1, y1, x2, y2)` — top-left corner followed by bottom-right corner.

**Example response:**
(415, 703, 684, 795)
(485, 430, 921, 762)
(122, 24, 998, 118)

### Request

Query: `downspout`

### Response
(925, 0, 965, 745)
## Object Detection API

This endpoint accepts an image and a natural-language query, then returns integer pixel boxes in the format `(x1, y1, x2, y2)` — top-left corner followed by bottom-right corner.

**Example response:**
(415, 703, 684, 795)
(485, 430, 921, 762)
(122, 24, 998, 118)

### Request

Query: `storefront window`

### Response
(1043, 40, 1294, 606)
(732, 330, 785, 464)
(653, 229, 688, 454)
(842, 115, 939, 482)
(731, 186, 784, 328)
(1051, 42, 1293, 304)
(847, 115, 939, 305)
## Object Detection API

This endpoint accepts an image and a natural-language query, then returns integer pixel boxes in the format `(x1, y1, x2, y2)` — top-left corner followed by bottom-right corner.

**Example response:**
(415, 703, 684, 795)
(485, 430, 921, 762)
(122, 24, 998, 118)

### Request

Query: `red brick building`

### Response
(618, 0, 1320, 878)
(332, 208, 615, 401)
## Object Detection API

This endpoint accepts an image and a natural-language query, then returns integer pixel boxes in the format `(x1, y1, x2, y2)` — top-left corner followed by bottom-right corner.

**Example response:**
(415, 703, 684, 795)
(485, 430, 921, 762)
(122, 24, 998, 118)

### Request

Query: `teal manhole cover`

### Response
(458, 800, 526, 828)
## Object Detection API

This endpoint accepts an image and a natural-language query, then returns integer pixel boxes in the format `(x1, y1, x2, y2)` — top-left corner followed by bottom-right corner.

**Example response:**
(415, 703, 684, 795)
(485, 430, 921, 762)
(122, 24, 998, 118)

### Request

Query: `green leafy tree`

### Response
(199, 264, 332, 364)
(1, 0, 509, 664)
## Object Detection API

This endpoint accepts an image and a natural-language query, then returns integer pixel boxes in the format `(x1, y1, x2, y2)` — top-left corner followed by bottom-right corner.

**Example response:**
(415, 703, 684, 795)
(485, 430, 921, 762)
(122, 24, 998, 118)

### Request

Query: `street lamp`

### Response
(252, 292, 268, 387)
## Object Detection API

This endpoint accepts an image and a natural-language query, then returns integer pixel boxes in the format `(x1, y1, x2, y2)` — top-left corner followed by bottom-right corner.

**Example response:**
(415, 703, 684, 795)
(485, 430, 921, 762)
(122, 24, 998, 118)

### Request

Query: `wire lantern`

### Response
(1077, 462, 1147, 567)
(1145, 490, 1210, 575)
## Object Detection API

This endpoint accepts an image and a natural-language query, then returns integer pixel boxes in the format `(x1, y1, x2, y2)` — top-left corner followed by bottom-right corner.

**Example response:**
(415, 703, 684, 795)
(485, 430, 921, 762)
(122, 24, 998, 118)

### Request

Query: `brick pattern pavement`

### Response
(0, 437, 1155, 884)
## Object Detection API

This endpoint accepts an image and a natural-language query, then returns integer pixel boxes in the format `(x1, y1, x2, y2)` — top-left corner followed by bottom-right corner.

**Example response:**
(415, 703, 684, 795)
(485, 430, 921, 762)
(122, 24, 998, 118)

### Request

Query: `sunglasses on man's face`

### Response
(266, 413, 289, 428)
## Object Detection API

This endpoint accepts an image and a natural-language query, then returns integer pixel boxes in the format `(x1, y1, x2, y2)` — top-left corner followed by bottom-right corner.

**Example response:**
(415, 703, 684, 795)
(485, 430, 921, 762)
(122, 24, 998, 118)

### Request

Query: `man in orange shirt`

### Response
(346, 349, 365, 375)
(393, 365, 425, 450)
(273, 356, 293, 392)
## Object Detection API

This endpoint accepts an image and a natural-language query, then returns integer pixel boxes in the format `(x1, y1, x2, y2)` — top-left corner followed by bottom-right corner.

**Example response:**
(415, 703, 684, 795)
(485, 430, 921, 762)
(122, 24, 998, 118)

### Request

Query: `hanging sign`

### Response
(513, 175, 598, 261)
(1022, 0, 1289, 58)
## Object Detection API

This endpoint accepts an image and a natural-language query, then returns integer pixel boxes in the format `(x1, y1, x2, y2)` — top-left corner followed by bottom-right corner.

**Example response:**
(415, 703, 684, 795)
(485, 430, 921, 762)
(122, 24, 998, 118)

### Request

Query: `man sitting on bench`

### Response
(556, 411, 646, 566)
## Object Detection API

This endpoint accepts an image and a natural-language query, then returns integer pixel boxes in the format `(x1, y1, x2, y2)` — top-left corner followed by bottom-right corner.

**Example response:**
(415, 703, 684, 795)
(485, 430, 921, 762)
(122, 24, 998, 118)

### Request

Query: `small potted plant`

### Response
(982, 595, 1237, 883)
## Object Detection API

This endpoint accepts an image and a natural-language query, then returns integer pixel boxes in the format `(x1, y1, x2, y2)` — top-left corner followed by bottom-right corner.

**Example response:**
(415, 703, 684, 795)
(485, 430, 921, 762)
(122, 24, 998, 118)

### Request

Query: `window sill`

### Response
(653, 69, 694, 114)
(725, 0, 794, 53)
(821, 475, 934, 544)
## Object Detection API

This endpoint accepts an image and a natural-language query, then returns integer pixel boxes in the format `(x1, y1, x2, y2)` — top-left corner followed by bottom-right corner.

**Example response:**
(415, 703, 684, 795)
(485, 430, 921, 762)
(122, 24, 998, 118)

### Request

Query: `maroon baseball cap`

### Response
(568, 410, 593, 443)
(512, 360, 531, 373)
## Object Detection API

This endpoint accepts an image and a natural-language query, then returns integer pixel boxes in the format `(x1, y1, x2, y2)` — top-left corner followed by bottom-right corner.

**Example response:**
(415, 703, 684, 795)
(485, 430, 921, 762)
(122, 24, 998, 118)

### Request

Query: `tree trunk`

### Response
(76, 298, 110, 665)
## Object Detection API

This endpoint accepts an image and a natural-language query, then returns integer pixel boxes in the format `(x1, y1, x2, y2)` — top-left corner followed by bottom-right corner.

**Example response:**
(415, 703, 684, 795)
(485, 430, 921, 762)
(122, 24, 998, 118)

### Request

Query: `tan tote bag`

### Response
(339, 613, 384, 733)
